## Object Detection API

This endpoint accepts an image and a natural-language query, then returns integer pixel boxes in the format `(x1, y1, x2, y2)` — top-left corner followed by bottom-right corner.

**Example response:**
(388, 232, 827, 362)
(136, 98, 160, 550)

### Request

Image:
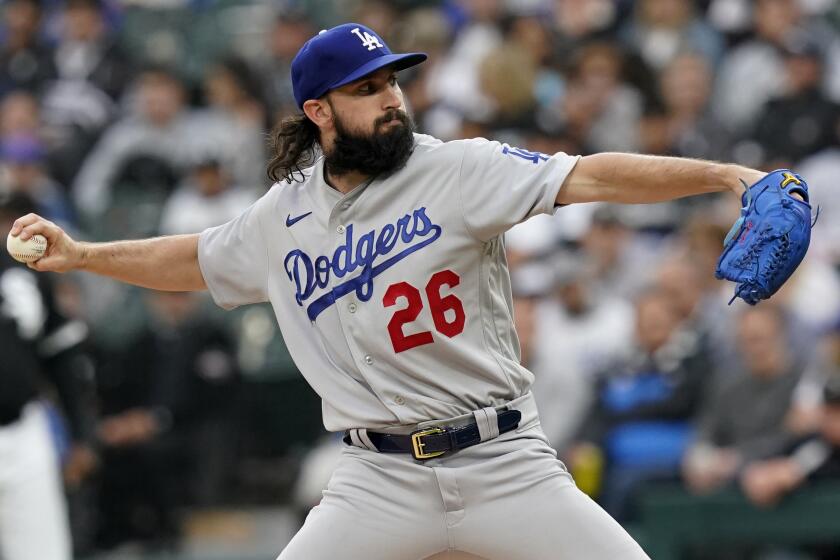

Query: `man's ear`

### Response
(303, 99, 333, 130)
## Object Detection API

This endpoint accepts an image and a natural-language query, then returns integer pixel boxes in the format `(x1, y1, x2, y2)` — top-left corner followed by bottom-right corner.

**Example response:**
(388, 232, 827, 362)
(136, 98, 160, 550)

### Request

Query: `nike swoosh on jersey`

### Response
(286, 212, 313, 227)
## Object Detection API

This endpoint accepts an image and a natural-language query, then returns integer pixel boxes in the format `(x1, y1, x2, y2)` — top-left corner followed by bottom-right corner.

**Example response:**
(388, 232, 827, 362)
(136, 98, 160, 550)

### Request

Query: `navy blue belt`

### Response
(343, 409, 521, 461)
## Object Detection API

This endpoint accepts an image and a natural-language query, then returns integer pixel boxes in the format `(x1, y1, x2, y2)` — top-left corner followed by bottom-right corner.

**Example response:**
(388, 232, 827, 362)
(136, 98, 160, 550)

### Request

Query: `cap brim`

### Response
(330, 52, 427, 91)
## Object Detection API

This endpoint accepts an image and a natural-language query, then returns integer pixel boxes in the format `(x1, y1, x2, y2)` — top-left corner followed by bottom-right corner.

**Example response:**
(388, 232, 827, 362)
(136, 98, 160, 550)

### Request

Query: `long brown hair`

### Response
(266, 113, 320, 183)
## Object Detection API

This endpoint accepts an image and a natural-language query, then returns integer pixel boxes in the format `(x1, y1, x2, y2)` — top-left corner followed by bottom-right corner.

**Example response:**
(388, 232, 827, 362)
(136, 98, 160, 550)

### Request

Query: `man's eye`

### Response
(389, 76, 398, 85)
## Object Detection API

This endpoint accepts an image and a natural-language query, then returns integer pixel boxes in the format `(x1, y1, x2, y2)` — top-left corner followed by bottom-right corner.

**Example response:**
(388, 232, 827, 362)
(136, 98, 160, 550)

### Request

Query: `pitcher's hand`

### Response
(9, 214, 85, 273)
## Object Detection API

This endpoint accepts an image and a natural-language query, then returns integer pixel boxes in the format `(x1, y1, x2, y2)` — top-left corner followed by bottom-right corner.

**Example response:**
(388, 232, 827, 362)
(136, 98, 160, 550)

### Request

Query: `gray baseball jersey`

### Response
(198, 133, 578, 432)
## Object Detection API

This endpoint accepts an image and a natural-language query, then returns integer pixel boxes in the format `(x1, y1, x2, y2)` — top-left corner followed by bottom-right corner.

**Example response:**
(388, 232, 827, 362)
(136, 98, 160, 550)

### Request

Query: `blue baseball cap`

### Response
(291, 23, 427, 109)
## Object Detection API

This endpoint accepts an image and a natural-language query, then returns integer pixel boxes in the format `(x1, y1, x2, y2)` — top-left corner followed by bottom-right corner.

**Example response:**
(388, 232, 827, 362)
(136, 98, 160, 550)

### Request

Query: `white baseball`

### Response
(6, 232, 47, 263)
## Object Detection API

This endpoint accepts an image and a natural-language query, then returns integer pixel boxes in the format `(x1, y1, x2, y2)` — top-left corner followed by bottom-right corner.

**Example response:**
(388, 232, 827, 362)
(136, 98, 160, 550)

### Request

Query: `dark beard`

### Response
(324, 109, 416, 177)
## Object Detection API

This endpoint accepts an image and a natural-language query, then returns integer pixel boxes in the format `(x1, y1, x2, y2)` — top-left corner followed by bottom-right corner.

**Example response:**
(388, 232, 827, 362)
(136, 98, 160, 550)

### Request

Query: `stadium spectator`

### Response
(476, 42, 538, 138)
(0, 134, 74, 228)
(569, 289, 706, 520)
(351, 0, 398, 45)
(713, 0, 840, 138)
(158, 153, 258, 235)
(93, 290, 239, 551)
(797, 145, 840, 263)
(194, 56, 267, 189)
(261, 12, 315, 120)
(0, 191, 96, 560)
(653, 51, 731, 161)
(668, 219, 739, 368)
(429, 0, 504, 129)
(550, 0, 619, 61)
(0, 0, 54, 96)
(389, 8, 453, 136)
(49, 0, 130, 101)
(0, 89, 40, 139)
(39, 0, 131, 186)
(619, 0, 724, 71)
(72, 66, 193, 219)
(683, 304, 803, 495)
(504, 12, 565, 125)
(560, 41, 643, 153)
(578, 206, 661, 300)
(529, 252, 634, 452)
(751, 35, 840, 169)
(713, 0, 801, 135)
(786, 317, 840, 437)
(741, 374, 840, 511)
(654, 254, 723, 356)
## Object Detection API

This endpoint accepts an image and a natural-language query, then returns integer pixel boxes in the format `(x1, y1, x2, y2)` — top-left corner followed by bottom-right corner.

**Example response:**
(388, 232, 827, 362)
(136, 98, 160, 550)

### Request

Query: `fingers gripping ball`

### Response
(715, 169, 817, 305)
(6, 232, 47, 263)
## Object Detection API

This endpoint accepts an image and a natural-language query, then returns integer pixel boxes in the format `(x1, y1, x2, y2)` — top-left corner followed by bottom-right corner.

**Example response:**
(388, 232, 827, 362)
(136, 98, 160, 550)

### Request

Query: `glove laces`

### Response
(763, 234, 790, 281)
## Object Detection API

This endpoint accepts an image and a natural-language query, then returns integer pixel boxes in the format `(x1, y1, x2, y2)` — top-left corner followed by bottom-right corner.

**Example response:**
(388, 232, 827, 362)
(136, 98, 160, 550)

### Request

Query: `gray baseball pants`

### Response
(278, 393, 651, 560)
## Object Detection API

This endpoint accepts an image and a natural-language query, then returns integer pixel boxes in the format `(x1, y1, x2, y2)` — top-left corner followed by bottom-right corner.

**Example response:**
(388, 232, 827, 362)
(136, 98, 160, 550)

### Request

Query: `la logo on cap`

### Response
(351, 27, 384, 51)
(290, 23, 427, 108)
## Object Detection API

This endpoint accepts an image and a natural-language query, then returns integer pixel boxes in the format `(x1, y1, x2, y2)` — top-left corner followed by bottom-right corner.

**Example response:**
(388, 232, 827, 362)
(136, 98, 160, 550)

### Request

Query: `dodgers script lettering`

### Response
(284, 207, 442, 321)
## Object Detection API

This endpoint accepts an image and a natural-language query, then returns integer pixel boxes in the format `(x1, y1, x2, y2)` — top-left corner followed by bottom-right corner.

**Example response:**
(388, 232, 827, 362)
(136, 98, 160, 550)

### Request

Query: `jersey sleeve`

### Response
(457, 138, 580, 242)
(198, 198, 269, 309)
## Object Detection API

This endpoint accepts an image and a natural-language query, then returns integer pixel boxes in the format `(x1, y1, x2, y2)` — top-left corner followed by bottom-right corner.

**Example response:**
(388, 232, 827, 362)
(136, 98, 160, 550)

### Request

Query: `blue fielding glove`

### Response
(715, 169, 818, 305)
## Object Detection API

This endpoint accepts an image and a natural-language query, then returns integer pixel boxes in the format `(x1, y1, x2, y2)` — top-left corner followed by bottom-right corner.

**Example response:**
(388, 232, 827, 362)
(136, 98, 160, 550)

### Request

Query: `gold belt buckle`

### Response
(410, 427, 447, 460)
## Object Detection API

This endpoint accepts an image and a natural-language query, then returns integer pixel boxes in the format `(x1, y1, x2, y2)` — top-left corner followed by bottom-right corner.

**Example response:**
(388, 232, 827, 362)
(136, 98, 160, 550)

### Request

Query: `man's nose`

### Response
(381, 83, 401, 109)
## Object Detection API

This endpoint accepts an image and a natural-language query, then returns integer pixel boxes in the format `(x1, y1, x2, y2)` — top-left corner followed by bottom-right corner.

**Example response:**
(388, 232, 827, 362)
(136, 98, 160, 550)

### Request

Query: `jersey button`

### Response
(364, 355, 374, 365)
(341, 202, 351, 210)
(394, 395, 406, 406)
(348, 302, 357, 313)
(336, 225, 346, 234)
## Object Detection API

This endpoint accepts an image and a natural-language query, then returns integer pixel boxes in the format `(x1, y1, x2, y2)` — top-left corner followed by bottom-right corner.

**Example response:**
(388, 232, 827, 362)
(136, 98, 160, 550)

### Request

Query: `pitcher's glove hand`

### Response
(715, 169, 818, 305)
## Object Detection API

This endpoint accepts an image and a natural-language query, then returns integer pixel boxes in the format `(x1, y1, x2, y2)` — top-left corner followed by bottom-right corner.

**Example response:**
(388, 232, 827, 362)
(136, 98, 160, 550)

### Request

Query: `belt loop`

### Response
(473, 407, 499, 442)
(357, 428, 377, 451)
(485, 407, 500, 439)
(349, 428, 377, 451)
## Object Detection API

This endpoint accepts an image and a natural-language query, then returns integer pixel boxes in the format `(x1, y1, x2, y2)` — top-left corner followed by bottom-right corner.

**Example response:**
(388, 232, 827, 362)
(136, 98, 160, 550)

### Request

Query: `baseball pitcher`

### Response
(9, 23, 814, 560)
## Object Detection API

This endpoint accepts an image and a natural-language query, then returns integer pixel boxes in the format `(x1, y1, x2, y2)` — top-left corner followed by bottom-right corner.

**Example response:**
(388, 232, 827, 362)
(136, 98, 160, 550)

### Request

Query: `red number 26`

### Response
(382, 269, 466, 353)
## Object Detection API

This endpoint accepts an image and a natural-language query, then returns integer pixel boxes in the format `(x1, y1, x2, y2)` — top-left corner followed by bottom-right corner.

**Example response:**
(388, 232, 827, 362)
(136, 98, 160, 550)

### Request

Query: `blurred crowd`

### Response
(2, 0, 840, 557)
